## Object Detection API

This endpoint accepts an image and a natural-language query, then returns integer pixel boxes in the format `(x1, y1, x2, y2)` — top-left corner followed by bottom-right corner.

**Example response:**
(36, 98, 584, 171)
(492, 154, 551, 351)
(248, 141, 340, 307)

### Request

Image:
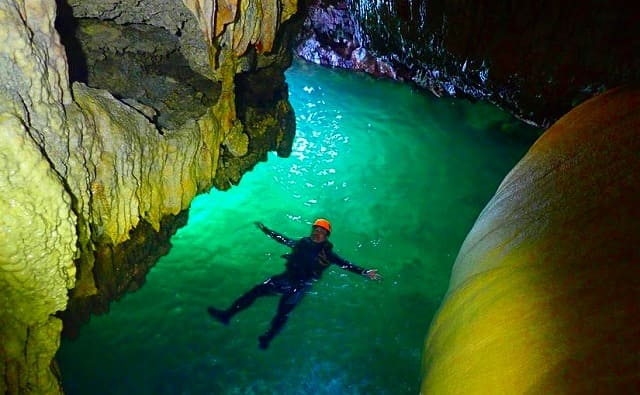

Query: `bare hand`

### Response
(364, 269, 382, 281)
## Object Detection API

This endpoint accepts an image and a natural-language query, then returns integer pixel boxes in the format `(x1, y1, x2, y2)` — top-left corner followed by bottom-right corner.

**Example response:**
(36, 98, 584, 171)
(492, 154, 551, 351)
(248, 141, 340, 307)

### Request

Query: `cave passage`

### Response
(56, 58, 539, 394)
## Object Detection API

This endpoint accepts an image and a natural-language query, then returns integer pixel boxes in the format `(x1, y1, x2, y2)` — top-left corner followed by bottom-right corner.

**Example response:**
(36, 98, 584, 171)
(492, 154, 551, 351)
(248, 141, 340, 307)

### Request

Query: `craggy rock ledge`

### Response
(0, 0, 300, 393)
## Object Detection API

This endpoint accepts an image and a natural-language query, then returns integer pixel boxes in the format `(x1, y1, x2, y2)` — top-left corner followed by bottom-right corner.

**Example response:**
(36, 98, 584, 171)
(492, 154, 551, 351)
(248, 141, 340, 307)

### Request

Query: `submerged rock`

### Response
(422, 87, 640, 393)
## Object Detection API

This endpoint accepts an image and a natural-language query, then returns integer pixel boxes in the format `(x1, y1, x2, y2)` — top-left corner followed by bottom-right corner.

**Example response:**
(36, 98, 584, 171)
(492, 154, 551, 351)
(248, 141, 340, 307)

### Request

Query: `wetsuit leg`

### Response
(208, 281, 274, 325)
(258, 284, 308, 349)
(229, 283, 274, 314)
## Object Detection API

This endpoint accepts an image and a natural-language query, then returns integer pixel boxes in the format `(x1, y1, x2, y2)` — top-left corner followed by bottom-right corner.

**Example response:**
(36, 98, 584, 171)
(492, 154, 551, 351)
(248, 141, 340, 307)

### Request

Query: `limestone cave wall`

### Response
(0, 0, 301, 393)
(297, 0, 639, 127)
(421, 86, 640, 393)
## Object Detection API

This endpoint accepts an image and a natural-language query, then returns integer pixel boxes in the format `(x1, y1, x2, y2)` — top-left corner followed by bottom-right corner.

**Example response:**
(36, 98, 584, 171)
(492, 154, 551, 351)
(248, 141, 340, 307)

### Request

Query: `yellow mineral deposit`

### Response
(422, 87, 640, 394)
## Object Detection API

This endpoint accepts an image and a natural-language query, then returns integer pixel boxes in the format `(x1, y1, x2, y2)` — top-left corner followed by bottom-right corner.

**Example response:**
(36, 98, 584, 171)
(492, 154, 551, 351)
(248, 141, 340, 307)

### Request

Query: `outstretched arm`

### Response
(326, 249, 382, 281)
(255, 222, 297, 248)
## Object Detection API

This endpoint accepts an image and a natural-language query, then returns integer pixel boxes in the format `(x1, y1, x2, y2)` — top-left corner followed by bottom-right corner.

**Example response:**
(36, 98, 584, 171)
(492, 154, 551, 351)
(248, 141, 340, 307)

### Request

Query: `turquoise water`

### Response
(57, 58, 539, 394)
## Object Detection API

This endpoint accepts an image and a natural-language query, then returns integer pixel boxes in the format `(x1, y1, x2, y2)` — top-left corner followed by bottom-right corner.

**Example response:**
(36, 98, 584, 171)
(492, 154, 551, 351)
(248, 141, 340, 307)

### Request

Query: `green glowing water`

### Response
(57, 58, 539, 394)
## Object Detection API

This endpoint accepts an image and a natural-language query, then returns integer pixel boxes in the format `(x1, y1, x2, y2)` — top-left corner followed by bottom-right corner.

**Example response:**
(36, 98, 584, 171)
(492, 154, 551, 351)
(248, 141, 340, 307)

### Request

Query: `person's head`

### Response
(311, 218, 331, 242)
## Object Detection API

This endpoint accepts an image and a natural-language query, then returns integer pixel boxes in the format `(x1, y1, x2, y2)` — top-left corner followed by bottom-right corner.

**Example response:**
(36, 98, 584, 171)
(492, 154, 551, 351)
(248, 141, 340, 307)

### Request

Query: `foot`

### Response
(207, 307, 230, 325)
(258, 335, 271, 350)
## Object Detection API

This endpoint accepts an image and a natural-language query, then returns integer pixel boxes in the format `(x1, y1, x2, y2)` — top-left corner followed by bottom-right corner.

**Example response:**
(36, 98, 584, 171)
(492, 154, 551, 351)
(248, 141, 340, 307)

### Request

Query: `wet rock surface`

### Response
(297, 0, 640, 127)
(296, 0, 401, 79)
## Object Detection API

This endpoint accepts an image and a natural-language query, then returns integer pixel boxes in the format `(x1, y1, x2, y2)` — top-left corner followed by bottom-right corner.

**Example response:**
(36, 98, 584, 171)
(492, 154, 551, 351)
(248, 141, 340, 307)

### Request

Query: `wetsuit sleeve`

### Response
(326, 249, 369, 275)
(260, 226, 297, 248)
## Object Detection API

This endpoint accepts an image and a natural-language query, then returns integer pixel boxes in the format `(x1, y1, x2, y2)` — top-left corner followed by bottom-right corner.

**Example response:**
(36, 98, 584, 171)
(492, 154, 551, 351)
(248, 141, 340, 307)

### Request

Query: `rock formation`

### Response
(421, 87, 640, 393)
(297, 0, 640, 127)
(1, 0, 638, 393)
(0, 0, 299, 393)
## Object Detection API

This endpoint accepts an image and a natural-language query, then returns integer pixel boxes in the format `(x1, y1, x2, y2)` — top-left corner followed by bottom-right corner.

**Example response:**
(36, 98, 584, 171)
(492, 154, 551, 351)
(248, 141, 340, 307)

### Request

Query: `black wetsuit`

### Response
(212, 225, 369, 348)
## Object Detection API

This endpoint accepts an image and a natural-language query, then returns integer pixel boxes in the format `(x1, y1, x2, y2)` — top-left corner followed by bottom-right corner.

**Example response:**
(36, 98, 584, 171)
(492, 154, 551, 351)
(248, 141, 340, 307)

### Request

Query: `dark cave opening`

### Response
(55, 0, 88, 84)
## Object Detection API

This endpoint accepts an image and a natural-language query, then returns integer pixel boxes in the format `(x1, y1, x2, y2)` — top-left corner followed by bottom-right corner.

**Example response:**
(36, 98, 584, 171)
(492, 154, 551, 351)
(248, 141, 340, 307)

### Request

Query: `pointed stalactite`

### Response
(183, 0, 298, 58)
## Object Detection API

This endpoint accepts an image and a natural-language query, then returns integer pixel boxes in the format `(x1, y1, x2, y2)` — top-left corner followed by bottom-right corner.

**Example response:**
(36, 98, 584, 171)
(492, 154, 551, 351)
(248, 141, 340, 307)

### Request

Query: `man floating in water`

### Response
(208, 218, 382, 349)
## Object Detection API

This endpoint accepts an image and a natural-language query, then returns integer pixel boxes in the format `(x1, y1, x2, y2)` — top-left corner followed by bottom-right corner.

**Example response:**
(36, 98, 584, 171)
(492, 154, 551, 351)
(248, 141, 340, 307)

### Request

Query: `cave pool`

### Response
(57, 58, 539, 394)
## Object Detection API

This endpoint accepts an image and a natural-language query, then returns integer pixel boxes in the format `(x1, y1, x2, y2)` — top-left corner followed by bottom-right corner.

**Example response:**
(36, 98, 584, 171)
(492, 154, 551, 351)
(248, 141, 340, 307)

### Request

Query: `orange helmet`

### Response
(312, 218, 332, 234)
